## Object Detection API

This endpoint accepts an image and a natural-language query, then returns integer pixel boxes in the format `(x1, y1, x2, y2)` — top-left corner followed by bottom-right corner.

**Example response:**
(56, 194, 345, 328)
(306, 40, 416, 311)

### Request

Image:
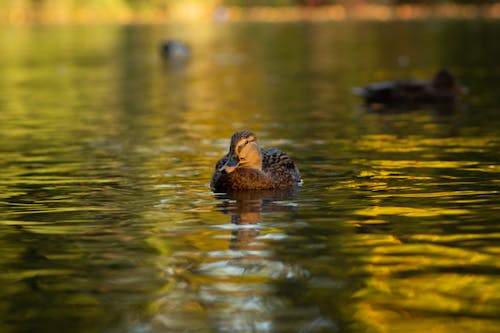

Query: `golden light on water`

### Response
(349, 236, 500, 332)
(2, 2, 500, 24)
(355, 206, 471, 218)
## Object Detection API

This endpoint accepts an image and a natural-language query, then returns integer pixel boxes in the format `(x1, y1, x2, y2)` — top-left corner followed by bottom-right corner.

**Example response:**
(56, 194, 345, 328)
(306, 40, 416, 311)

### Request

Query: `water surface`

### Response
(0, 20, 499, 333)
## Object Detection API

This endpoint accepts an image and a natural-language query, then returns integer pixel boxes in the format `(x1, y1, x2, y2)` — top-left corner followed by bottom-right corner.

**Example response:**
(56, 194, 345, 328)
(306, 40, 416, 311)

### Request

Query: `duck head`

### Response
(221, 130, 262, 174)
(431, 69, 468, 94)
(160, 40, 190, 60)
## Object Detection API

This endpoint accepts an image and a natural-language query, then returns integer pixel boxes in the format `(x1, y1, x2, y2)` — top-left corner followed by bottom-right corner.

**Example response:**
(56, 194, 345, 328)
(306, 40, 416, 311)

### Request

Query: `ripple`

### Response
(210, 223, 261, 230)
(256, 233, 289, 240)
(355, 206, 471, 217)
(196, 259, 311, 280)
(206, 250, 272, 258)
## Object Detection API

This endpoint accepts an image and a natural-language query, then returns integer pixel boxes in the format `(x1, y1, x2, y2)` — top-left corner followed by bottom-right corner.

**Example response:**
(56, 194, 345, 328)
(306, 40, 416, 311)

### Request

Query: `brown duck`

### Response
(353, 69, 468, 106)
(210, 130, 302, 192)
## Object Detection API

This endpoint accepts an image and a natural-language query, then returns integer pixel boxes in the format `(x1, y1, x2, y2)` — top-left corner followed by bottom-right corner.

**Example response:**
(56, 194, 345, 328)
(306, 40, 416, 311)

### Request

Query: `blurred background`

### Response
(1, 0, 500, 24)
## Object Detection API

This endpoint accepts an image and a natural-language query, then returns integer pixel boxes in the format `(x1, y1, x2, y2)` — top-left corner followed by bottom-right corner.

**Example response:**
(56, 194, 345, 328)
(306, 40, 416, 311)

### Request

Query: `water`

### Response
(0, 20, 499, 333)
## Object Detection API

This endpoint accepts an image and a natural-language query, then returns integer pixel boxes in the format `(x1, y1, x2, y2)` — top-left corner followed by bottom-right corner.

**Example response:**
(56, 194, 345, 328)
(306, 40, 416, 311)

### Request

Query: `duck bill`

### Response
(221, 154, 240, 174)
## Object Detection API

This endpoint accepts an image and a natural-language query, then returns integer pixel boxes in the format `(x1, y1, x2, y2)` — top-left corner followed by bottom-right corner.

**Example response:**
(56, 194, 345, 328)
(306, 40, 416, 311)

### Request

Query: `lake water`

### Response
(0, 20, 499, 333)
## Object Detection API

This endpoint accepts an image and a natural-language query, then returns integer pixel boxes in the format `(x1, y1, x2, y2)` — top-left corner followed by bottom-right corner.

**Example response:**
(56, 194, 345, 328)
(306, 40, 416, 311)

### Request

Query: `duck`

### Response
(353, 69, 468, 107)
(210, 130, 302, 192)
(160, 40, 190, 60)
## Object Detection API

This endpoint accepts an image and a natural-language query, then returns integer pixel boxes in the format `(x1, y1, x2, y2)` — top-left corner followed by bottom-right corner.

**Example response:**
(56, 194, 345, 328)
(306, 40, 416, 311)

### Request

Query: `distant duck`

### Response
(160, 40, 190, 60)
(353, 69, 468, 106)
(210, 130, 302, 192)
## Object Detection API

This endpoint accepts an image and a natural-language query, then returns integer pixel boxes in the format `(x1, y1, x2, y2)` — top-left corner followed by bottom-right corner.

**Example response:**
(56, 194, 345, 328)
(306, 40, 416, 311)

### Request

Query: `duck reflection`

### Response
(215, 188, 300, 250)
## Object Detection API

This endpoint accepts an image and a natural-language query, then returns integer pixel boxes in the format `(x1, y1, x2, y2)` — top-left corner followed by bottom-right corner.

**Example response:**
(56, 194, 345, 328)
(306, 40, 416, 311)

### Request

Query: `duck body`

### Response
(353, 69, 467, 106)
(160, 40, 190, 60)
(211, 131, 301, 192)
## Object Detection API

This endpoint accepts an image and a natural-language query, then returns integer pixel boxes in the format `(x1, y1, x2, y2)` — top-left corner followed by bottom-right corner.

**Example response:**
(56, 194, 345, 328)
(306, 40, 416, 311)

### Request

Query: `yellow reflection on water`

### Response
(355, 206, 470, 218)
(372, 190, 498, 199)
(337, 132, 500, 332)
(346, 232, 500, 332)
(357, 135, 497, 155)
(367, 160, 478, 170)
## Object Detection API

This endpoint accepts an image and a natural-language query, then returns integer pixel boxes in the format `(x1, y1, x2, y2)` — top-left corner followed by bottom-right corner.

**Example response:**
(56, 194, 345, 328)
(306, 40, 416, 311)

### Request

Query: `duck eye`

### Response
(244, 139, 249, 145)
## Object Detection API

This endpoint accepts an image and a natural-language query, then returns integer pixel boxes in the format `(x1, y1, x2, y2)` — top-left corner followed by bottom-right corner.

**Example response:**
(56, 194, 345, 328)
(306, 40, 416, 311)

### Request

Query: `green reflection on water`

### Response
(1, 21, 499, 333)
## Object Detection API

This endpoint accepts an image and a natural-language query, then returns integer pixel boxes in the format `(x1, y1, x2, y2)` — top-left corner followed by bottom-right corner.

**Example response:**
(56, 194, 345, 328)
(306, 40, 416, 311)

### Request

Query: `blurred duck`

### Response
(353, 69, 468, 107)
(160, 40, 190, 60)
(210, 130, 302, 192)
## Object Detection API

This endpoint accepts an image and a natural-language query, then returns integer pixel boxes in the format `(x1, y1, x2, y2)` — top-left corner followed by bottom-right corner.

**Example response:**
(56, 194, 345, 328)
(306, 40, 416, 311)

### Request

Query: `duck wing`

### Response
(353, 79, 430, 103)
(262, 148, 302, 187)
(352, 80, 397, 98)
